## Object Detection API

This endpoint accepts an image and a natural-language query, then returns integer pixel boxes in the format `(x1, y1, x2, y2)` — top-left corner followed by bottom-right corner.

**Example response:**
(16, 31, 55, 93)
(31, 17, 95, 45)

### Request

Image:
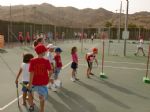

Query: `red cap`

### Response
(35, 44, 47, 54)
(93, 48, 98, 53)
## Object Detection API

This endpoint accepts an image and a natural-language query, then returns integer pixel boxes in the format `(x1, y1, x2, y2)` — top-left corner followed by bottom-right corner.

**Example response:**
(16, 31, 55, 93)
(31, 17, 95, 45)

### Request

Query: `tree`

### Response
(105, 21, 112, 27)
(128, 23, 137, 28)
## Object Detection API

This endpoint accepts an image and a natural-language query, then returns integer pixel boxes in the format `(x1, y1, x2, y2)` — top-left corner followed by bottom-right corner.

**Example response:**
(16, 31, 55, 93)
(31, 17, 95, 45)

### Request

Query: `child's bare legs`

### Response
(71, 69, 76, 81)
(50, 78, 57, 91)
(39, 95, 45, 112)
(22, 92, 27, 105)
(135, 48, 139, 56)
(141, 48, 145, 56)
(72, 69, 76, 78)
(28, 92, 34, 110)
(74, 69, 79, 80)
(135, 48, 145, 56)
(87, 68, 91, 78)
(72, 69, 79, 81)
(48, 78, 54, 86)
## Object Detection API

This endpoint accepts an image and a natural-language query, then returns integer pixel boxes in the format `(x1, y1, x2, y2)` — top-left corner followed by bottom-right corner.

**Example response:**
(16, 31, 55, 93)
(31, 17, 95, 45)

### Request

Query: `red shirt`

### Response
(29, 58, 51, 85)
(86, 53, 96, 62)
(54, 54, 62, 68)
(18, 36, 23, 41)
(72, 53, 78, 63)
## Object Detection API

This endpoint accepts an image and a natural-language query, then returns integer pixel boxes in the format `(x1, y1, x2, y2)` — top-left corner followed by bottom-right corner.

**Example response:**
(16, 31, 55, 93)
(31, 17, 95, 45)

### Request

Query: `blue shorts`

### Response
(32, 86, 48, 100)
(54, 68, 61, 80)
(22, 81, 29, 93)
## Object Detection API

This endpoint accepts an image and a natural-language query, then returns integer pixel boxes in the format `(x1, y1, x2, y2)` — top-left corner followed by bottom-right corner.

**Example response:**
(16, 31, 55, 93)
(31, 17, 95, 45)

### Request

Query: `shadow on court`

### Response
(48, 88, 98, 112)
(92, 75, 150, 100)
(76, 81, 130, 109)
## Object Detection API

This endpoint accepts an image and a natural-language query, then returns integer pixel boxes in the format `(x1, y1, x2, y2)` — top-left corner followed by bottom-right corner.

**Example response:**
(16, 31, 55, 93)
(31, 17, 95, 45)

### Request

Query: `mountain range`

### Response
(0, 3, 149, 28)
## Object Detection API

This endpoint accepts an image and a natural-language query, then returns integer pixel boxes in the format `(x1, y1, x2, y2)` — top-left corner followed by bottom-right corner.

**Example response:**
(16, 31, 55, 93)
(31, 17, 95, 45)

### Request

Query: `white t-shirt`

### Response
(137, 39, 144, 48)
(47, 52, 54, 64)
(86, 52, 96, 62)
(21, 63, 30, 82)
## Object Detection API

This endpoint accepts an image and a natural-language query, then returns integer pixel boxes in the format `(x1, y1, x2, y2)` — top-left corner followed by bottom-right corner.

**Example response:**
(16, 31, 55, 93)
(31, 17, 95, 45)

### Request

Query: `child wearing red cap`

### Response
(85, 48, 98, 78)
(28, 44, 52, 112)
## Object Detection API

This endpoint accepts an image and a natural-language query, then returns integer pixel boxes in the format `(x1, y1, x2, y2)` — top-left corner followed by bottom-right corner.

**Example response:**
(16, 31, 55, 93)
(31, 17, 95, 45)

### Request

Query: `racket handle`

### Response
(16, 83, 18, 88)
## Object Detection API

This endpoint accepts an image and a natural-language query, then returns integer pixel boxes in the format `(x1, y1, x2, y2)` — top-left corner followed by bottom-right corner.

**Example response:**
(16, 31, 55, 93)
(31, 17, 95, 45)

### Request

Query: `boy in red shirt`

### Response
(54, 47, 63, 79)
(53, 47, 63, 88)
(28, 44, 52, 112)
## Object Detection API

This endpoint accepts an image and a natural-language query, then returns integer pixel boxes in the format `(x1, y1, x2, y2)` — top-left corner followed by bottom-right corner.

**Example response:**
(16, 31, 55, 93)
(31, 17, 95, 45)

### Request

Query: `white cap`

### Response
(47, 44, 56, 49)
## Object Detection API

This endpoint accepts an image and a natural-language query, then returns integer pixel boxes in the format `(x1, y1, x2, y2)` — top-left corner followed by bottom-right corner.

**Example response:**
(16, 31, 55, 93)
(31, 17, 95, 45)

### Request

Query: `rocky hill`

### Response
(0, 3, 149, 28)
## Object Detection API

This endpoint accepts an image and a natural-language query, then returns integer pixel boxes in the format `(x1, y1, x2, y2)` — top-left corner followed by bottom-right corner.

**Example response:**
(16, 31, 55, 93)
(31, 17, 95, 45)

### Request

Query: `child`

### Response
(53, 47, 63, 87)
(15, 53, 34, 106)
(28, 44, 52, 112)
(85, 48, 98, 78)
(134, 35, 145, 56)
(91, 34, 94, 43)
(18, 32, 24, 44)
(33, 37, 45, 47)
(46, 44, 57, 91)
(71, 46, 79, 82)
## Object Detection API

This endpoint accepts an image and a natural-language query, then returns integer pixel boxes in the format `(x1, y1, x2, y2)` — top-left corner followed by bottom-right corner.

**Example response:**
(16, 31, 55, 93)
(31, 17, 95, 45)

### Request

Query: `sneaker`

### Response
(29, 105, 34, 111)
(75, 77, 79, 81)
(47, 84, 52, 89)
(55, 80, 62, 88)
(90, 73, 94, 75)
(70, 77, 75, 82)
(22, 102, 27, 106)
(26, 96, 29, 100)
(87, 76, 91, 79)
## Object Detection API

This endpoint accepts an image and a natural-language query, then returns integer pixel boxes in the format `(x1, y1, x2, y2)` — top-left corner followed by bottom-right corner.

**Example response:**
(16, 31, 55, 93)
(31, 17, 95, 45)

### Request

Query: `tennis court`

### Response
(0, 39, 150, 112)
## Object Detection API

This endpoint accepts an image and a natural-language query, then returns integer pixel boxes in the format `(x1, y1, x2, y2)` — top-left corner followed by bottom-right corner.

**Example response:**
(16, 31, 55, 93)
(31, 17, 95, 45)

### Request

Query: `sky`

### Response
(0, 0, 150, 14)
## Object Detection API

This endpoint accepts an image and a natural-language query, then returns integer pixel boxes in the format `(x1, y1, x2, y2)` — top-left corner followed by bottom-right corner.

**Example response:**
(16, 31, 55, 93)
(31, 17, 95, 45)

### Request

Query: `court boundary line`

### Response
(79, 64, 148, 71)
(104, 60, 146, 65)
(80, 58, 147, 66)
(0, 61, 72, 111)
(0, 95, 22, 111)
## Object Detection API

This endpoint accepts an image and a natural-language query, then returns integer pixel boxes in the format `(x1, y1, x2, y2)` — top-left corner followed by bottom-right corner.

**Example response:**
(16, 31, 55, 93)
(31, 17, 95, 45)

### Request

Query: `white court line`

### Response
(62, 61, 72, 69)
(0, 61, 72, 111)
(0, 95, 22, 111)
(104, 60, 146, 65)
(79, 64, 148, 71)
(80, 58, 146, 65)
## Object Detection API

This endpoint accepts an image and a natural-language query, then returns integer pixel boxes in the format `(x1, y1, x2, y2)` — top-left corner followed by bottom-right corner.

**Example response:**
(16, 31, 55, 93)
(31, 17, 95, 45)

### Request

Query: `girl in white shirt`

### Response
(15, 53, 34, 106)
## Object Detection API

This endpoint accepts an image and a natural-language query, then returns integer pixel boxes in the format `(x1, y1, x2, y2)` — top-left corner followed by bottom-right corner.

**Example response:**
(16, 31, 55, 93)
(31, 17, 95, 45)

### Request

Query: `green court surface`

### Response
(0, 39, 150, 112)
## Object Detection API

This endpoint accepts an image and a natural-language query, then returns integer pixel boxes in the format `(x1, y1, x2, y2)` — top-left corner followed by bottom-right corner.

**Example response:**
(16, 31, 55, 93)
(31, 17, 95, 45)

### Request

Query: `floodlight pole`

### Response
(118, 1, 122, 43)
(9, 4, 12, 43)
(81, 27, 84, 53)
(33, 7, 36, 34)
(23, 6, 25, 41)
(123, 0, 129, 56)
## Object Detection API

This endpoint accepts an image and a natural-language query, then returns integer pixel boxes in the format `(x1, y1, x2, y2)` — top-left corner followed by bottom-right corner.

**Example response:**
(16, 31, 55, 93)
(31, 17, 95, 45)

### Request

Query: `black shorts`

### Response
(22, 81, 29, 93)
(20, 40, 23, 43)
(87, 61, 93, 69)
(27, 40, 30, 43)
(71, 62, 78, 69)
